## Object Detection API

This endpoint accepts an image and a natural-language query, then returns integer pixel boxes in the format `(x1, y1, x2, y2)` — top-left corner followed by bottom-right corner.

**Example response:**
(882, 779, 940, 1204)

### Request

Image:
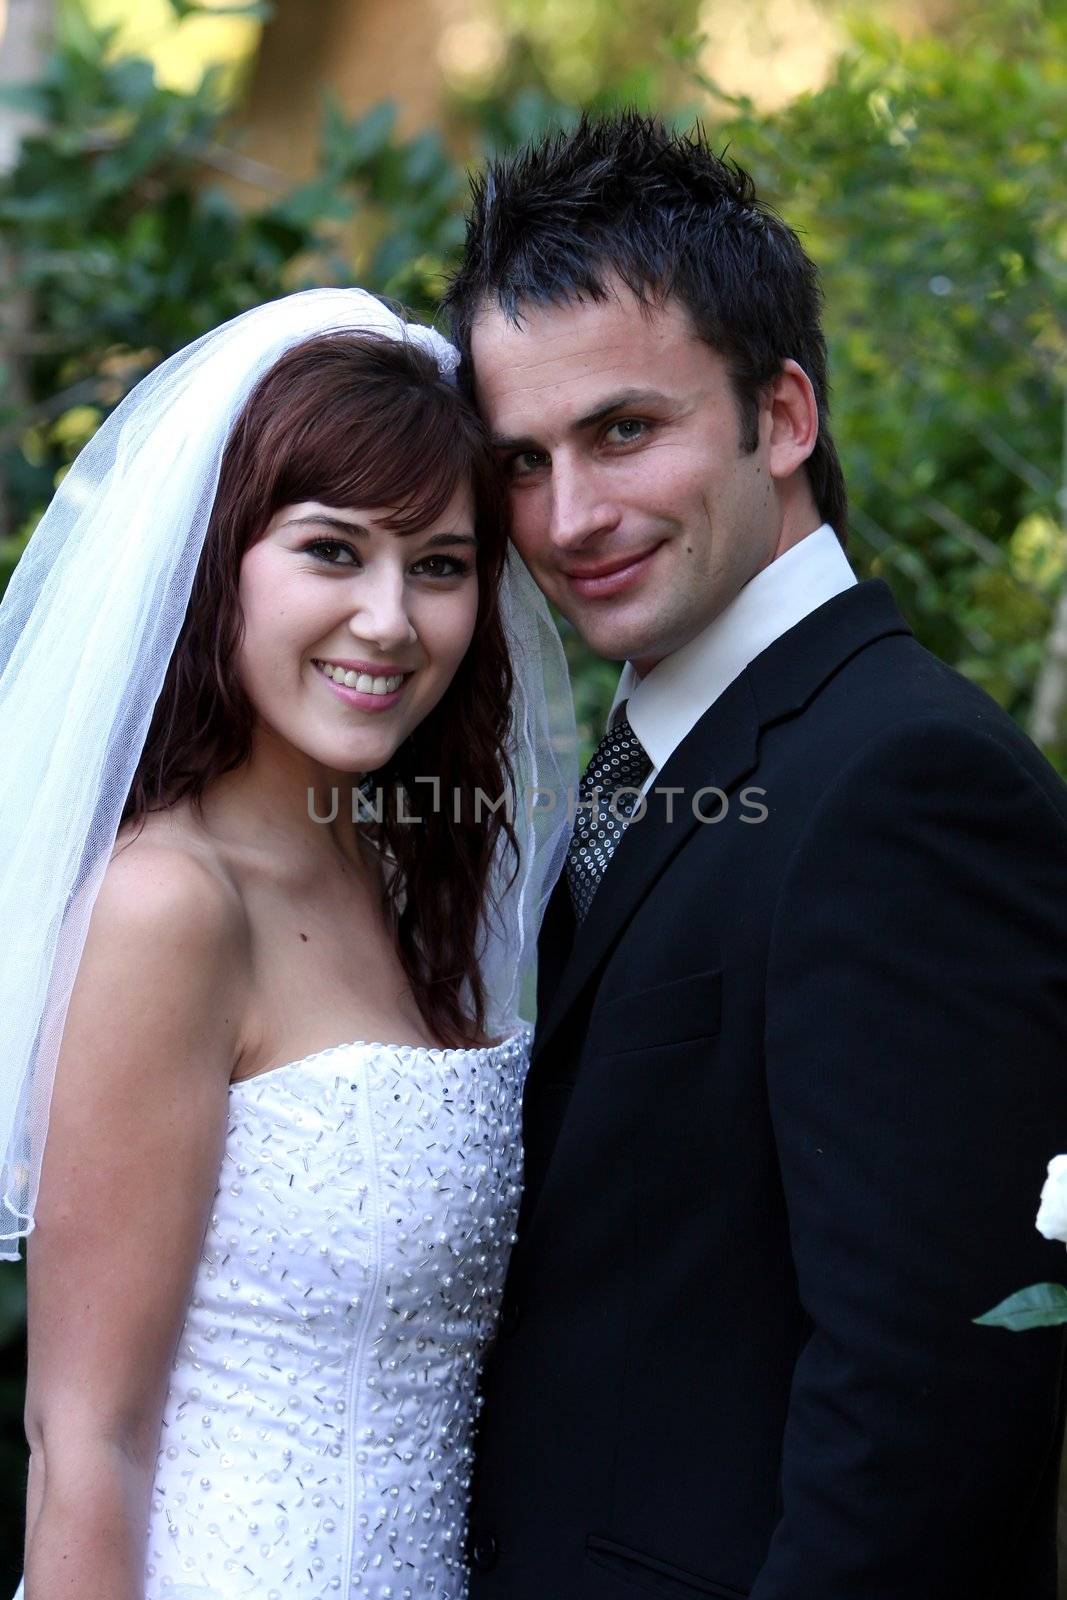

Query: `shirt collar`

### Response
(610, 523, 856, 771)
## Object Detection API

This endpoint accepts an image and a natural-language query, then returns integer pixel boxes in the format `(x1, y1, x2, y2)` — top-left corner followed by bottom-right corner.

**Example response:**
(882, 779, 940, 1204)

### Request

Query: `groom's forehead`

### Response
(468, 290, 703, 430)
(468, 277, 699, 364)
(471, 279, 657, 344)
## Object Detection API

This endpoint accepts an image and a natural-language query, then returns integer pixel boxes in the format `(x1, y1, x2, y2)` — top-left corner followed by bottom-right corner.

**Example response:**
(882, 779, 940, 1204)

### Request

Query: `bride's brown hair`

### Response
(123, 330, 516, 1047)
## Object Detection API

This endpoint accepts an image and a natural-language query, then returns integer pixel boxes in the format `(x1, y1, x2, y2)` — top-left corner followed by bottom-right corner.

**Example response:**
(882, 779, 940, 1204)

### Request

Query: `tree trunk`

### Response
(0, 0, 52, 167)
(0, 0, 54, 538)
(232, 0, 447, 187)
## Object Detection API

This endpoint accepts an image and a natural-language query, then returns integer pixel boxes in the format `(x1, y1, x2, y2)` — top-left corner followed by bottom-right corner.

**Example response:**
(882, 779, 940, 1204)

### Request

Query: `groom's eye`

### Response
(506, 449, 549, 478)
(604, 418, 650, 445)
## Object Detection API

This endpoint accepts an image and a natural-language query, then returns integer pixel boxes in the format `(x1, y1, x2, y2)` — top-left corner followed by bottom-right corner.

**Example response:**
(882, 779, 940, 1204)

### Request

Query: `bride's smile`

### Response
(235, 490, 479, 781)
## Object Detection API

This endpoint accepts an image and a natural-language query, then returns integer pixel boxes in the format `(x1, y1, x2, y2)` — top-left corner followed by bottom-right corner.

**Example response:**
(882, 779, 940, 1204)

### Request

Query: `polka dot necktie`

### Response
(566, 703, 653, 924)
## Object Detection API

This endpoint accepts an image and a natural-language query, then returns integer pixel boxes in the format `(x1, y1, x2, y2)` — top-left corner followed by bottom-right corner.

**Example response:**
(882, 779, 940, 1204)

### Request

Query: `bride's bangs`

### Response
(244, 331, 506, 552)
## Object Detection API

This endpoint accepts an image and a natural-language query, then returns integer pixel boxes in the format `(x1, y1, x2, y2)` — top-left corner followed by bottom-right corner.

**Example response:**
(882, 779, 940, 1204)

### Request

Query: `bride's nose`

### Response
(346, 565, 418, 654)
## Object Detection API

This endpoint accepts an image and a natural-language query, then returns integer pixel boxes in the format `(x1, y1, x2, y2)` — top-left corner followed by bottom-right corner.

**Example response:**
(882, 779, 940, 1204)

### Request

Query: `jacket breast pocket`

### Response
(593, 968, 721, 1058)
(586, 1535, 748, 1598)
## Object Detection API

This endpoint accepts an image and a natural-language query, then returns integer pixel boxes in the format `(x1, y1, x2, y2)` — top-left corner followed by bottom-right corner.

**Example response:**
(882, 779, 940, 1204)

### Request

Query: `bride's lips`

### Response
(313, 662, 410, 713)
(565, 544, 662, 600)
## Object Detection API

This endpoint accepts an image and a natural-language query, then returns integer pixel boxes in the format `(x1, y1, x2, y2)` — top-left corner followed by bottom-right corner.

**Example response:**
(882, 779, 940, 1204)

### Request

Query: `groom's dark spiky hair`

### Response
(443, 110, 847, 539)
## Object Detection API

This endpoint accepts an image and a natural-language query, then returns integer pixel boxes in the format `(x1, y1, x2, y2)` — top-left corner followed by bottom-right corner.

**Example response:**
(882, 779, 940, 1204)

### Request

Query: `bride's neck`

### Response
(196, 736, 368, 877)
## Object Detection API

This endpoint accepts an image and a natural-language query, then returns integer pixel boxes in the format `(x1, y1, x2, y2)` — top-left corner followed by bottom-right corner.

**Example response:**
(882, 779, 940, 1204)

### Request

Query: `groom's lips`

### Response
(565, 543, 662, 600)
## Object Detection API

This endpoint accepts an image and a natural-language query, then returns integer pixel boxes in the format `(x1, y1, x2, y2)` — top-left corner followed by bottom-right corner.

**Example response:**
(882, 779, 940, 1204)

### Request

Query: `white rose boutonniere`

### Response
(1036, 1154, 1067, 1244)
(975, 1156, 1067, 1331)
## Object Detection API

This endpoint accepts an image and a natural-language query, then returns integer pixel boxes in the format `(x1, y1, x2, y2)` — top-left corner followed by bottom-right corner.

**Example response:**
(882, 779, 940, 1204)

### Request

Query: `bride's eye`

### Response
(305, 538, 360, 566)
(411, 554, 473, 579)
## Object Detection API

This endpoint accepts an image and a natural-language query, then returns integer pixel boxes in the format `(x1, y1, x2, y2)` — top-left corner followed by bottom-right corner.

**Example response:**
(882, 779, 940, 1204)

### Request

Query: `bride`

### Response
(1, 290, 575, 1599)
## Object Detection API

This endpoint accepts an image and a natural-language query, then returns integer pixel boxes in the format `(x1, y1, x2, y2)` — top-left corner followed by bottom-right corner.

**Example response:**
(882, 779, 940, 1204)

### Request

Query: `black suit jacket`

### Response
(468, 580, 1067, 1600)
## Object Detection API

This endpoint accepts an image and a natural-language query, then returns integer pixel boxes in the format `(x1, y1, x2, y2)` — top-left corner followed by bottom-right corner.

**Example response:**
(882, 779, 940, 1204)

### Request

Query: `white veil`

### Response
(0, 287, 577, 1263)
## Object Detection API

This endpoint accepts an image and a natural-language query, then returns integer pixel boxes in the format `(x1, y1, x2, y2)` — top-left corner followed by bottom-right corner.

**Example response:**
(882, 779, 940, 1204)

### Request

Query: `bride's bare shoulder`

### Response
(57, 807, 254, 1082)
(100, 806, 250, 949)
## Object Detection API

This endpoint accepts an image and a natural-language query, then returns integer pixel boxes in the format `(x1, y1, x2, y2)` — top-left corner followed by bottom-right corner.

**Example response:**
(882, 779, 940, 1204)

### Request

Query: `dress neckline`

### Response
(228, 1023, 530, 1093)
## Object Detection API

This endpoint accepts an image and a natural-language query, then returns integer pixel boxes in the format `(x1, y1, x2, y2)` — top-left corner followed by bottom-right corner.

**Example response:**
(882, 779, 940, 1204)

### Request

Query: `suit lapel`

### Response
(534, 872, 575, 1021)
(531, 667, 763, 1069)
(530, 580, 912, 1071)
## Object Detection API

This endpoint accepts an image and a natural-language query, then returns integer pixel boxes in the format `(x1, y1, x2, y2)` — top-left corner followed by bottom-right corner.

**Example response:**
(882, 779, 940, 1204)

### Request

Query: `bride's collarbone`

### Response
(234, 906, 437, 1081)
(110, 811, 461, 1076)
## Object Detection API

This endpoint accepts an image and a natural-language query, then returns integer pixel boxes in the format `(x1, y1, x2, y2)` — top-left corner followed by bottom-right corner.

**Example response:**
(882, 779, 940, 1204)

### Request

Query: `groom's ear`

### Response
(765, 359, 819, 481)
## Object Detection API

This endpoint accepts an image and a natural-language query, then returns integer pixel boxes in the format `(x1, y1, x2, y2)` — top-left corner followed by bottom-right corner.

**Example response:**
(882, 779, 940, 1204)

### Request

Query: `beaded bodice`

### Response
(143, 1029, 529, 1600)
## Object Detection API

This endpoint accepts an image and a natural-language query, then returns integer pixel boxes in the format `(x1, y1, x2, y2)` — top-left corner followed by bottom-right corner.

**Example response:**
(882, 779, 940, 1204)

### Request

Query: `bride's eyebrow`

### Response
(281, 514, 370, 537)
(281, 515, 476, 549)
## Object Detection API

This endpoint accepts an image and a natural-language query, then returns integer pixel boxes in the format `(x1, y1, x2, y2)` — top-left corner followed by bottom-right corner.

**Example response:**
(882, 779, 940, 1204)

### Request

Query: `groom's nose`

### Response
(546, 457, 622, 551)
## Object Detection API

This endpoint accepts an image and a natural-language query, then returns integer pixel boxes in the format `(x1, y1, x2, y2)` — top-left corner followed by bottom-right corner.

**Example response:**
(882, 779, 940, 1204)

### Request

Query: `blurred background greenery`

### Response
(0, 0, 1065, 1583)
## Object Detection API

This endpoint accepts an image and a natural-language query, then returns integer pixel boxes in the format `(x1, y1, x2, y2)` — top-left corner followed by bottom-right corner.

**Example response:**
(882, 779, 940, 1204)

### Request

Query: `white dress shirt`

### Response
(609, 523, 856, 783)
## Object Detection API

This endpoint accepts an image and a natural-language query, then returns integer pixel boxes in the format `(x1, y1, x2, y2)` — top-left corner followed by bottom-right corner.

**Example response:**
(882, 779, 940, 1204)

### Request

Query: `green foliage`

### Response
(975, 1281, 1067, 1331)
(164, 0, 273, 19)
(460, 0, 705, 108)
(681, 2, 1067, 747)
(0, 19, 466, 524)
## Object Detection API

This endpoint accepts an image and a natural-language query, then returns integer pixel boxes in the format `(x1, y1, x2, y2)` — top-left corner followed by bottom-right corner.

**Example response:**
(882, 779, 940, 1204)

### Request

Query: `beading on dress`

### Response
(143, 1028, 530, 1600)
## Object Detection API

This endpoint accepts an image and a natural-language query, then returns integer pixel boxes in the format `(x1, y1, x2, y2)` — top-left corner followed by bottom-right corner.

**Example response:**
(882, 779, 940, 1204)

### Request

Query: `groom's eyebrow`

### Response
(490, 388, 673, 450)
(573, 388, 674, 429)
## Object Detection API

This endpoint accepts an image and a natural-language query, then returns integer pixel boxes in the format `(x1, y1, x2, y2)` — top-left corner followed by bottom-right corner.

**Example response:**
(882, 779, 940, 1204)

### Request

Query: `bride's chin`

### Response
(308, 744, 398, 778)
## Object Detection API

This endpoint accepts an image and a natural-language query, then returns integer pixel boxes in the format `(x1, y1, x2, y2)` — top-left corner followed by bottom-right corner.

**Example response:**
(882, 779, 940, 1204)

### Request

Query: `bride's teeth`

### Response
(316, 662, 405, 695)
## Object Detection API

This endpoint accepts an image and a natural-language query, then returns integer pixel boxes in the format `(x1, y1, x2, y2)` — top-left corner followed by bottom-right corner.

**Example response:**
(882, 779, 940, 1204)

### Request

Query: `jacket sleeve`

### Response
(755, 715, 1067, 1599)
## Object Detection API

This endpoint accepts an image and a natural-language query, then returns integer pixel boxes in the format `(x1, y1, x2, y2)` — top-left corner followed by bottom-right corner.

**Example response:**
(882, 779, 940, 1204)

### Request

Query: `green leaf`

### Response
(974, 1282, 1067, 1330)
(267, 177, 350, 231)
(56, 0, 114, 62)
(0, 83, 52, 116)
(109, 57, 158, 108)
(323, 99, 397, 177)
(166, 0, 272, 18)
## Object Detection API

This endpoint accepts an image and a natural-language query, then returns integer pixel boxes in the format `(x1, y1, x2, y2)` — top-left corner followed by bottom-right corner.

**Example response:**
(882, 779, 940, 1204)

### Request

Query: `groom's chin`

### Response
(569, 619, 661, 667)
(554, 553, 692, 663)
(555, 591, 679, 667)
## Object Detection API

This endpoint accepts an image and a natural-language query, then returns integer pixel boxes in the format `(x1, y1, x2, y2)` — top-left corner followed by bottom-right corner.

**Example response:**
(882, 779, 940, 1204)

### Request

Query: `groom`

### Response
(444, 113, 1067, 1598)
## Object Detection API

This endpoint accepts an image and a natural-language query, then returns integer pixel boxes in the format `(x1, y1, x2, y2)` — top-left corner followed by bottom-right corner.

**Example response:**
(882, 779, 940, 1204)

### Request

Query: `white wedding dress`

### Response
(15, 1028, 528, 1600)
